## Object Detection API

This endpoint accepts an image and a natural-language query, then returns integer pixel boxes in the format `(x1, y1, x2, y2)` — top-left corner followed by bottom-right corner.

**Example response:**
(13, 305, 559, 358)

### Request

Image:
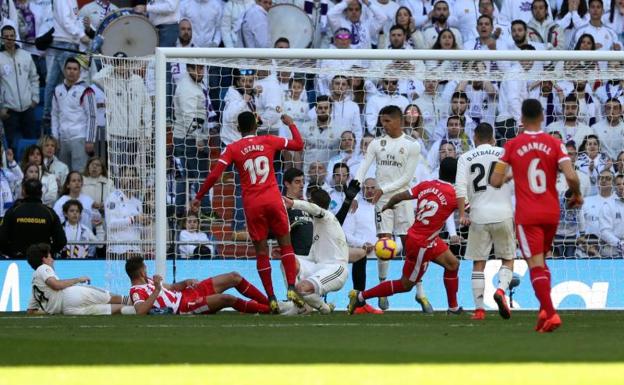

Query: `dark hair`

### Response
(395, 6, 413, 27)
(511, 19, 527, 30)
(284, 167, 304, 184)
(605, 97, 622, 106)
(20, 144, 44, 172)
(521, 99, 544, 121)
(62, 199, 83, 215)
(519, 43, 536, 50)
(83, 157, 108, 177)
(451, 91, 469, 102)
(332, 162, 350, 175)
(432, 29, 458, 49)
(474, 122, 494, 142)
(588, 0, 603, 8)
(379, 104, 403, 119)
(237, 111, 257, 134)
(274, 37, 290, 47)
(477, 14, 493, 26)
(1, 24, 15, 35)
(125, 256, 145, 280)
(61, 171, 83, 196)
(64, 57, 80, 68)
(447, 114, 465, 127)
(27, 243, 51, 270)
(531, 0, 549, 12)
(574, 33, 596, 50)
(316, 95, 331, 104)
(439, 157, 458, 184)
(310, 188, 331, 210)
(22, 178, 43, 199)
(578, 134, 601, 153)
(559, 0, 588, 19)
(389, 24, 406, 34)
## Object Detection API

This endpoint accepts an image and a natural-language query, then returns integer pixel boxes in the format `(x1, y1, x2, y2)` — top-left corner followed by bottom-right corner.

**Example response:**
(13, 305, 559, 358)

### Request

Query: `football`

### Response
(375, 238, 397, 260)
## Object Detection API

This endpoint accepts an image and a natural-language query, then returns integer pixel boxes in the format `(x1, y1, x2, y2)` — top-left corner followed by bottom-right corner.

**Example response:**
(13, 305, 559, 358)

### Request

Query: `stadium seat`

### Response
(15, 139, 39, 161)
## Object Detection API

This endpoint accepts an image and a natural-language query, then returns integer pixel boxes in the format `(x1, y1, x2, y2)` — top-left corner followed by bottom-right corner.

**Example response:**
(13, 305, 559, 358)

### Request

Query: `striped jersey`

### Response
(130, 277, 182, 313)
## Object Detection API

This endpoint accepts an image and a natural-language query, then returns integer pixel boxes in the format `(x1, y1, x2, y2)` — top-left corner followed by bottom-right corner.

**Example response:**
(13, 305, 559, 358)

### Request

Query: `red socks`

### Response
(232, 298, 270, 314)
(530, 266, 555, 317)
(362, 280, 408, 300)
(280, 244, 297, 286)
(235, 278, 269, 305)
(256, 254, 275, 297)
(443, 269, 459, 309)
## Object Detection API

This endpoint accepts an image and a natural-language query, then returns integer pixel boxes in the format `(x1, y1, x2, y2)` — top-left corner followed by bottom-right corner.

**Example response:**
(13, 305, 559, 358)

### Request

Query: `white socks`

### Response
(121, 305, 136, 315)
(471, 271, 485, 310)
(498, 265, 513, 291)
(377, 259, 389, 282)
(303, 293, 331, 314)
(415, 281, 425, 298)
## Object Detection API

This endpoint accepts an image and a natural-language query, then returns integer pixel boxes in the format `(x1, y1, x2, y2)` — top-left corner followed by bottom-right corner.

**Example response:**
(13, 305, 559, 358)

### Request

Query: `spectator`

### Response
(1, 0, 19, 34)
(350, 134, 375, 180)
(82, 156, 113, 254)
(510, 20, 541, 50)
(180, 0, 223, 48)
(220, 0, 254, 48)
(240, 0, 272, 48)
(385, 24, 411, 50)
(598, 173, 624, 257)
(301, 95, 342, 171)
(327, 131, 359, 183)
(479, 0, 513, 46)
(170, 19, 195, 85)
(60, 199, 96, 259)
(0, 178, 66, 258)
(79, 0, 119, 34)
(546, 94, 594, 146)
(528, 0, 566, 49)
(328, 0, 387, 49)
(317, 29, 368, 96)
(415, 79, 446, 135)
(328, 162, 350, 214)
(0, 145, 22, 219)
(573, 0, 620, 51)
(400, 0, 434, 31)
(403, 104, 427, 148)
(394, 6, 424, 49)
(530, 79, 564, 126)
(327, 75, 363, 144)
(43, 0, 88, 129)
(436, 91, 478, 140)
(364, 77, 409, 135)
(173, 62, 214, 216)
(577, 134, 614, 195)
(0, 25, 39, 151)
(254, 69, 283, 135)
(592, 98, 624, 159)
(304, 161, 331, 194)
(558, 74, 598, 126)
(421, 1, 461, 49)
(135, 0, 180, 48)
(53, 171, 96, 231)
(51, 57, 96, 172)
(501, 0, 549, 24)
(220, 68, 256, 146)
(427, 115, 474, 170)
(456, 62, 499, 127)
(15, 0, 50, 84)
(282, 77, 309, 127)
(580, 169, 615, 257)
(595, 62, 624, 104)
(615, 150, 624, 173)
(604, 0, 624, 39)
(449, 0, 482, 44)
(39, 135, 69, 190)
(178, 212, 212, 259)
(20, 145, 58, 206)
(374, 0, 399, 47)
(556, 0, 589, 47)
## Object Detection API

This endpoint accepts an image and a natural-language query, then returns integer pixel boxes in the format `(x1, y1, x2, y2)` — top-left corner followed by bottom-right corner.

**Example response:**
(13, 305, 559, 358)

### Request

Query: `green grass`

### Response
(1, 311, 624, 365)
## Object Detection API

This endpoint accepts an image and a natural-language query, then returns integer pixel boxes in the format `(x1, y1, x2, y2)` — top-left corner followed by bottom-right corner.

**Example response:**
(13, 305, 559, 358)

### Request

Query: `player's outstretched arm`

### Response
(166, 279, 198, 292)
(336, 180, 361, 225)
(192, 158, 230, 211)
(45, 276, 90, 291)
(381, 190, 412, 212)
(134, 275, 163, 316)
(489, 161, 508, 188)
(281, 115, 304, 151)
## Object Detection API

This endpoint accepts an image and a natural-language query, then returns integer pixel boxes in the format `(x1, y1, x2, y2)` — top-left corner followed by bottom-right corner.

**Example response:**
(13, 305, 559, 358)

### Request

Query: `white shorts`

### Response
(375, 195, 414, 236)
(62, 285, 112, 315)
(298, 258, 348, 296)
(465, 218, 516, 261)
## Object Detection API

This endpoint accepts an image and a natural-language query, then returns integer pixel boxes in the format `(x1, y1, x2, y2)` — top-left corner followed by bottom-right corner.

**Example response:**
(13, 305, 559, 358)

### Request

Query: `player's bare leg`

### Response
(211, 272, 269, 305)
(109, 295, 136, 315)
(433, 250, 463, 315)
(471, 260, 487, 320)
(398, 234, 432, 314)
(204, 294, 270, 314)
(526, 253, 560, 332)
(252, 239, 280, 313)
(493, 259, 514, 320)
(296, 280, 334, 314)
(275, 233, 305, 308)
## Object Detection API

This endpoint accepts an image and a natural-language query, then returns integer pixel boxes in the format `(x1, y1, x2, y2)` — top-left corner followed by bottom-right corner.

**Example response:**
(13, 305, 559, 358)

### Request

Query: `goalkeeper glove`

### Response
(345, 179, 361, 201)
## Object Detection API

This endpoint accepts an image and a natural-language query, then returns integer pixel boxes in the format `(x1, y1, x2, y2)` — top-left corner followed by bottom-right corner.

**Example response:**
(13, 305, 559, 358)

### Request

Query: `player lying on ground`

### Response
(348, 157, 463, 315)
(283, 188, 351, 314)
(125, 256, 272, 315)
(490, 98, 583, 333)
(192, 112, 304, 313)
(26, 243, 136, 315)
(456, 122, 515, 320)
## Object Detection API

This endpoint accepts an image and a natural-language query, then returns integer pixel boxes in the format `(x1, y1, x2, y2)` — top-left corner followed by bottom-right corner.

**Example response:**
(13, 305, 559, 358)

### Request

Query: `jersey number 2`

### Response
(243, 156, 270, 184)
(416, 199, 439, 225)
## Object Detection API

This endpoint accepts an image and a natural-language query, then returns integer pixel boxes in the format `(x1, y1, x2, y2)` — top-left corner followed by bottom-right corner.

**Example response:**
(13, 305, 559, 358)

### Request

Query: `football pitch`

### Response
(1, 311, 623, 385)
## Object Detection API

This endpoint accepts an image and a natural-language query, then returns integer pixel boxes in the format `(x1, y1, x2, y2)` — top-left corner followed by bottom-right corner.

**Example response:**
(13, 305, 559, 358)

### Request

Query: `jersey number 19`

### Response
(243, 156, 270, 184)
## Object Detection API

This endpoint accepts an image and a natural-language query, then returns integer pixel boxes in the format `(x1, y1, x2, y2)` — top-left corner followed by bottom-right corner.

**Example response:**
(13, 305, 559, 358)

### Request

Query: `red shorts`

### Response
(244, 199, 290, 241)
(178, 278, 216, 314)
(516, 223, 558, 259)
(402, 236, 449, 283)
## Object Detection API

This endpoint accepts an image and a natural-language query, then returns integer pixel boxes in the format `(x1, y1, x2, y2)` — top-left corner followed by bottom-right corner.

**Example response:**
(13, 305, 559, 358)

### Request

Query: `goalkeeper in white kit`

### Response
(455, 122, 515, 320)
(355, 105, 432, 312)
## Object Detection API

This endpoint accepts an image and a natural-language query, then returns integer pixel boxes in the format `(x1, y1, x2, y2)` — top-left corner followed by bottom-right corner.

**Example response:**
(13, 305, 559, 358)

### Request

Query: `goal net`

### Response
(99, 48, 624, 310)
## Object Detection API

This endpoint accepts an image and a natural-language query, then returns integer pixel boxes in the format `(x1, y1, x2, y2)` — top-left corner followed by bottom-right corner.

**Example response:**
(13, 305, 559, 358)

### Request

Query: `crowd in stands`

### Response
(0, 0, 623, 260)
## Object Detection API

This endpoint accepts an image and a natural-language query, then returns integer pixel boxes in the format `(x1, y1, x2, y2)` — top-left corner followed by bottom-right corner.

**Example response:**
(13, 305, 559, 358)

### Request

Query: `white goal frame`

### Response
(153, 47, 624, 278)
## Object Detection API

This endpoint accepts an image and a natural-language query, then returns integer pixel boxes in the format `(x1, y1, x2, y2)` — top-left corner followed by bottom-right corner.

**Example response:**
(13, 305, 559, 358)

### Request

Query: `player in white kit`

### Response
(26, 243, 135, 315)
(355, 105, 432, 312)
(283, 188, 349, 314)
(456, 123, 515, 320)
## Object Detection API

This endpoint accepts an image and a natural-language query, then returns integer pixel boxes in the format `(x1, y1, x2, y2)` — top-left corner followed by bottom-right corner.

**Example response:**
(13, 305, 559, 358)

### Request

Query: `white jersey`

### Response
(28, 264, 63, 314)
(292, 200, 348, 265)
(455, 144, 513, 224)
(355, 133, 420, 195)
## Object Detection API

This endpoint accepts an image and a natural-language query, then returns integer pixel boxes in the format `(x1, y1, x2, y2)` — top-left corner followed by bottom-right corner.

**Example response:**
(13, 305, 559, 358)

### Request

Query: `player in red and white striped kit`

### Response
(125, 256, 271, 315)
(192, 112, 304, 313)
(347, 158, 463, 315)
(490, 99, 583, 333)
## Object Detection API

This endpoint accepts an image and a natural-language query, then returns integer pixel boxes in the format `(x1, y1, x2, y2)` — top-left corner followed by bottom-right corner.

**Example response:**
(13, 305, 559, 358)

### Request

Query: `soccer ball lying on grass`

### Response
(375, 238, 397, 260)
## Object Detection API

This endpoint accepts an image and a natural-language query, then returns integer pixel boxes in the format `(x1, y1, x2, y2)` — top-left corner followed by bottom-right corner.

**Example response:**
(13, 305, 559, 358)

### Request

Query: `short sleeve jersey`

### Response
(407, 180, 458, 245)
(500, 131, 569, 225)
(28, 264, 63, 314)
(129, 278, 182, 314)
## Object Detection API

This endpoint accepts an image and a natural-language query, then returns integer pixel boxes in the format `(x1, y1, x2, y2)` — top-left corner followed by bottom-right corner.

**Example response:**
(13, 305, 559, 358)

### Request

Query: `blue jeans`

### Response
(173, 137, 211, 214)
(43, 41, 79, 130)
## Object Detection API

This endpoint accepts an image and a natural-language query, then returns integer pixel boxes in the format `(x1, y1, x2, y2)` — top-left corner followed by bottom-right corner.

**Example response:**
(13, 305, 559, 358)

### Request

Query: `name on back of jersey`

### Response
(241, 144, 264, 155)
(416, 187, 448, 205)
(516, 141, 553, 157)
(466, 147, 503, 162)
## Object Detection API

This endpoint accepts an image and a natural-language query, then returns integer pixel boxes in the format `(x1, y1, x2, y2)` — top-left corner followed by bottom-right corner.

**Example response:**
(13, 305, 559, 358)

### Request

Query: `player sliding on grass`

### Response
(456, 122, 515, 320)
(192, 112, 305, 313)
(125, 256, 272, 315)
(348, 158, 463, 315)
(490, 99, 583, 333)
(26, 243, 136, 316)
